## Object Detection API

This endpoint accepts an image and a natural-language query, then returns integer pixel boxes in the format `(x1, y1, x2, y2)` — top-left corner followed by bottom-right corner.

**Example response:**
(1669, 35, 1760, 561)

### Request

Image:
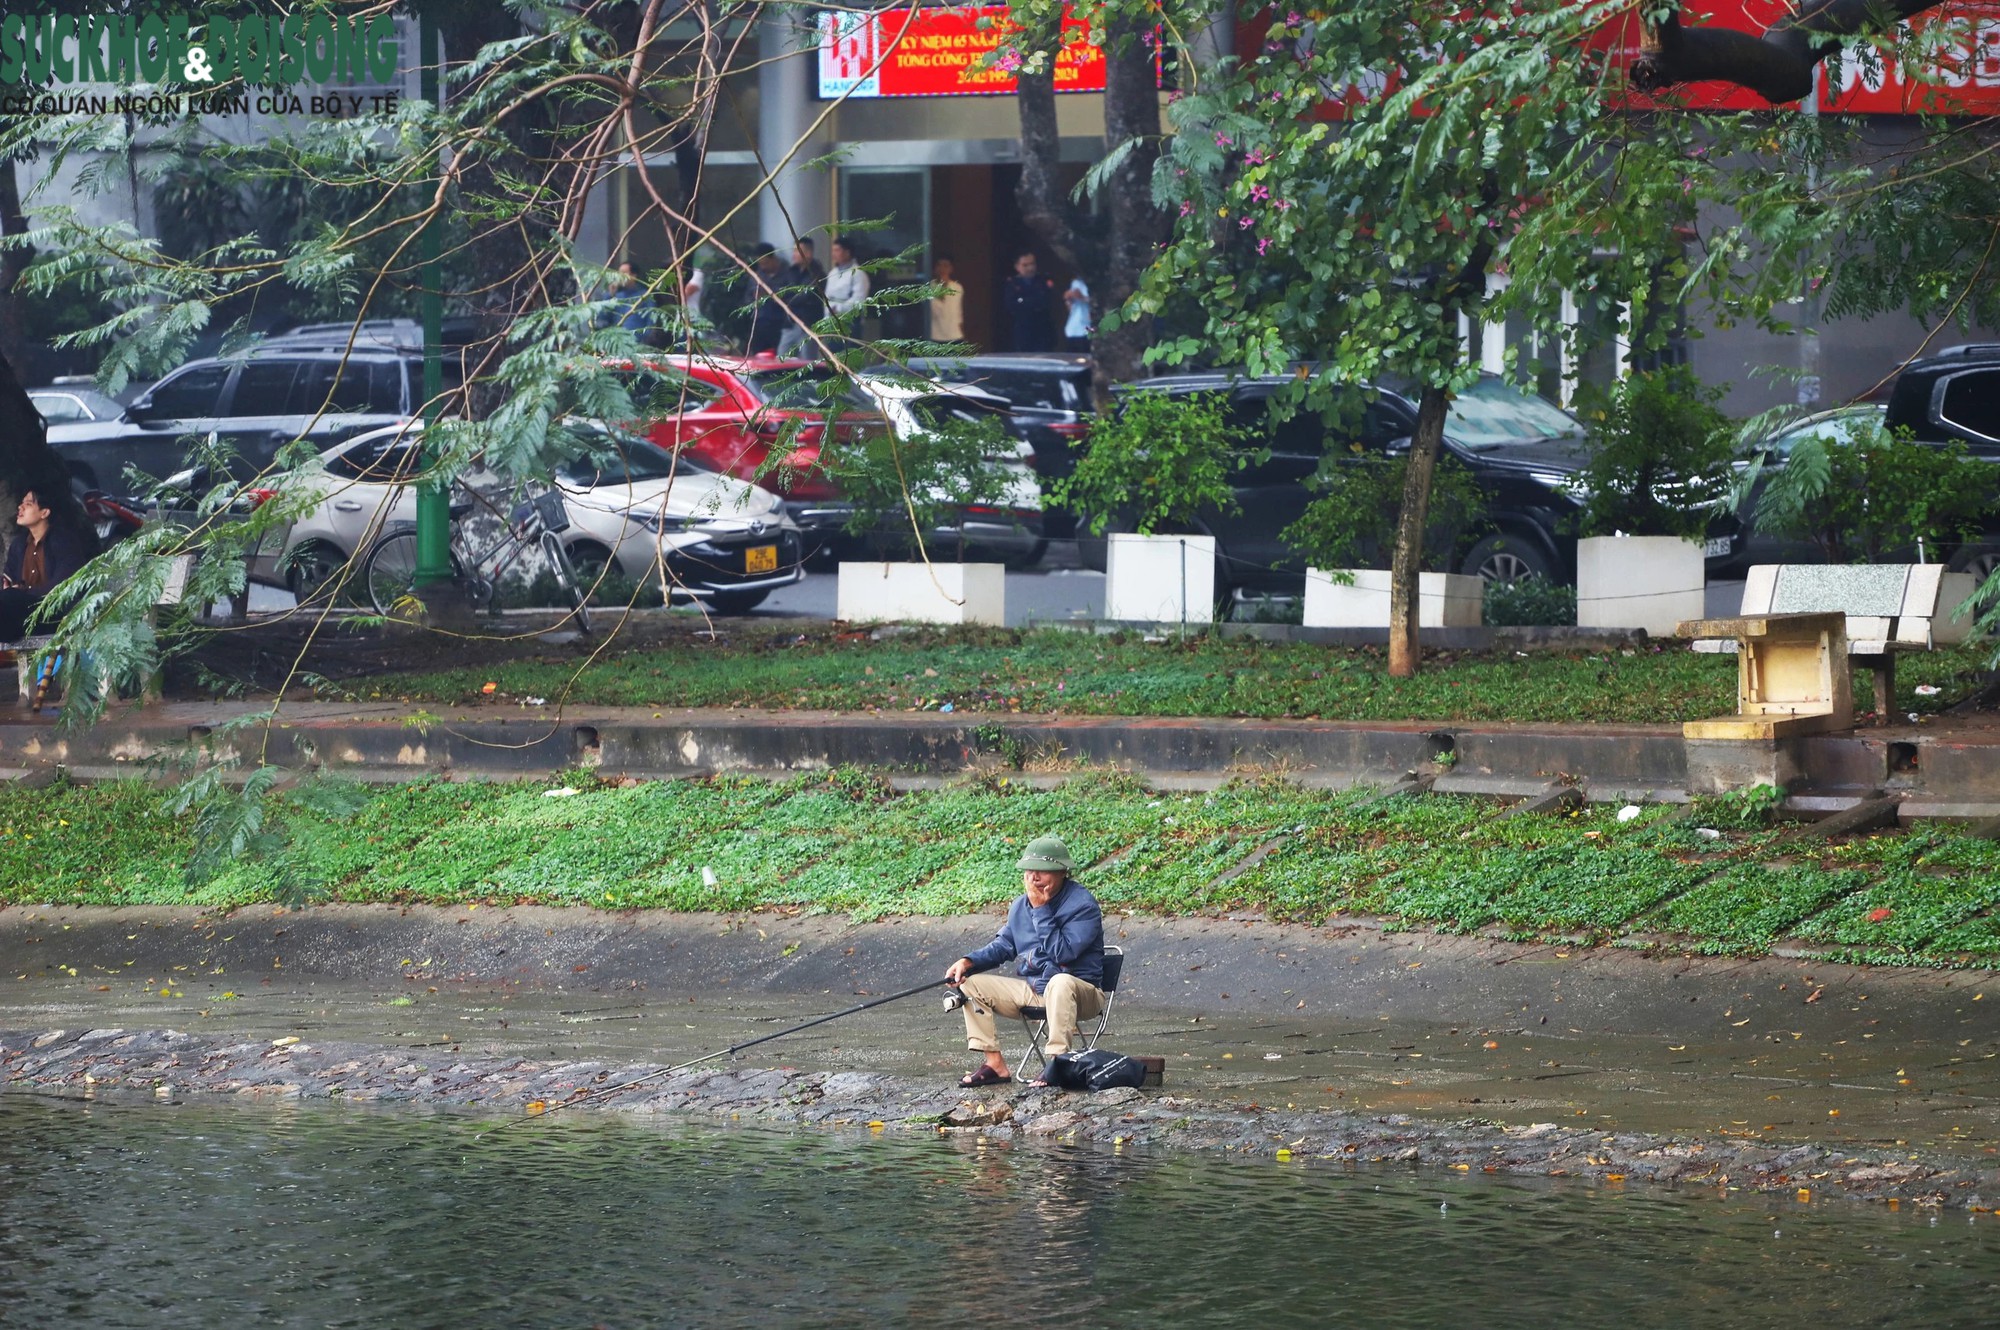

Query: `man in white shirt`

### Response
(824, 236, 870, 318)
(1063, 277, 1092, 352)
(929, 254, 965, 344)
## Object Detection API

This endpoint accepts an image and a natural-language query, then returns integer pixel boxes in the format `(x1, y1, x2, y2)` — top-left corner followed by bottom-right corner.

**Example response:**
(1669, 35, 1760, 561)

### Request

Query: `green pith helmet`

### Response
(1017, 836, 1075, 874)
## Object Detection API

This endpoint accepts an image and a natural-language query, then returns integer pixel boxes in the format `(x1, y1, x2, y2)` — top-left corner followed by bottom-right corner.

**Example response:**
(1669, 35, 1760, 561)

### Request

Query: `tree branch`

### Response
(1631, 0, 1948, 105)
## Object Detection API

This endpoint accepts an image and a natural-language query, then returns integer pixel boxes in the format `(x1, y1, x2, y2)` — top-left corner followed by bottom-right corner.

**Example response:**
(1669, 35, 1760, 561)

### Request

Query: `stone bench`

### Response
(1677, 563, 1977, 738)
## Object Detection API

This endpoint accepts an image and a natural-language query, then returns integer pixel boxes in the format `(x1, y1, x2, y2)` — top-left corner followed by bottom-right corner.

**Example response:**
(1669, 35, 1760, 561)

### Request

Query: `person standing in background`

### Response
(777, 238, 827, 357)
(824, 237, 871, 320)
(929, 255, 965, 344)
(1002, 252, 1056, 352)
(1062, 277, 1092, 353)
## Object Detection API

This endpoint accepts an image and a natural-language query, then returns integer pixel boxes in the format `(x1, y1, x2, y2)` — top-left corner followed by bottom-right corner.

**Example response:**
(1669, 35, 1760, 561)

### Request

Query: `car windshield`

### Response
(558, 432, 696, 487)
(1444, 379, 1584, 447)
(742, 366, 872, 412)
(1767, 407, 1883, 457)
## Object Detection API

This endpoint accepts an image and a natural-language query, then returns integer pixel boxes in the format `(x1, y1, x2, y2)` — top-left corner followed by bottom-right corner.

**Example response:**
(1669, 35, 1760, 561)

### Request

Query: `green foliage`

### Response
(1054, 391, 1249, 535)
(1745, 416, 1995, 564)
(2, 769, 1999, 966)
(1281, 454, 1485, 573)
(829, 409, 1022, 559)
(1688, 783, 1787, 830)
(371, 624, 1776, 723)
(1128, 0, 1813, 618)
(1568, 367, 1740, 540)
(1482, 577, 1576, 626)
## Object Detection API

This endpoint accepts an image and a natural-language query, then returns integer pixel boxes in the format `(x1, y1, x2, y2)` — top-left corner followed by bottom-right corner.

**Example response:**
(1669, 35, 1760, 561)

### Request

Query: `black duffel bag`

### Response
(1042, 1049, 1148, 1092)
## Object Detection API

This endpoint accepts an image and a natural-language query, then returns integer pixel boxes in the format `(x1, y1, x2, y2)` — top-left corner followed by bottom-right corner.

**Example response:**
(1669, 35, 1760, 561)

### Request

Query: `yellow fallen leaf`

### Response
(270, 1036, 299, 1047)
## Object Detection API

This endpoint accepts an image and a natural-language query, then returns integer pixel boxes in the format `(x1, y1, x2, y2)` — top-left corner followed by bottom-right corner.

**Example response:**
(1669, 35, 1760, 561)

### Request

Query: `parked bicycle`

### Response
(361, 487, 592, 634)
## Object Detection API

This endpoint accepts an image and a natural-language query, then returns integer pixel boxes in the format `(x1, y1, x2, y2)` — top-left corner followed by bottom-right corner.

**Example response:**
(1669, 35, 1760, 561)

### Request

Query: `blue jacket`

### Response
(964, 877, 1104, 993)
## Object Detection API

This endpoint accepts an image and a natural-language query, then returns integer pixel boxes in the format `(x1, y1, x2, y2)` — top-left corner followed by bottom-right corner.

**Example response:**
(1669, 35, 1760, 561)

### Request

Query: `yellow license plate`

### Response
(745, 544, 778, 574)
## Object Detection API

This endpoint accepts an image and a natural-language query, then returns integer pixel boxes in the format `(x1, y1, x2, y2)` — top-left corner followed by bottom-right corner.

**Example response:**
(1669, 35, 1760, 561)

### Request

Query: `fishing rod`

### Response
(482, 974, 962, 1135)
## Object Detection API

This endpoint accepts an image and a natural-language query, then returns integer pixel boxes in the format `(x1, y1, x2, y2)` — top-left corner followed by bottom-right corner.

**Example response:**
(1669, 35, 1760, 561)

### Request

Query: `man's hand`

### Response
(945, 957, 973, 986)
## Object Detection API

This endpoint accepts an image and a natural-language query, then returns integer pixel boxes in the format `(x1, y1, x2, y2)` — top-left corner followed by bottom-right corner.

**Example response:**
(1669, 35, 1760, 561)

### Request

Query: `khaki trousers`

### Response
(959, 972, 1105, 1056)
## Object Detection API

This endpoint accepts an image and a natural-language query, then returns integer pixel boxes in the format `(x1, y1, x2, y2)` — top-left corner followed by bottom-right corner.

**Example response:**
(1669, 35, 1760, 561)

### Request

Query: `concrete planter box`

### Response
(1303, 568, 1484, 628)
(1936, 571, 1980, 644)
(1576, 535, 1705, 635)
(1105, 533, 1215, 624)
(835, 561, 1005, 626)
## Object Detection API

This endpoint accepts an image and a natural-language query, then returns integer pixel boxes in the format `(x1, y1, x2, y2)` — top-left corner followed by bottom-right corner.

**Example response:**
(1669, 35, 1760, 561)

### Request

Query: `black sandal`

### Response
(959, 1065, 1012, 1088)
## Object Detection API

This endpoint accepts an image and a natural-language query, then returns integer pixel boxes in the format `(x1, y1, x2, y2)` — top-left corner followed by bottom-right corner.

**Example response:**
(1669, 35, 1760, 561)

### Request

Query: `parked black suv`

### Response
(1884, 344, 2000, 454)
(1081, 372, 1744, 598)
(1878, 344, 2000, 578)
(903, 353, 1094, 537)
(48, 330, 466, 495)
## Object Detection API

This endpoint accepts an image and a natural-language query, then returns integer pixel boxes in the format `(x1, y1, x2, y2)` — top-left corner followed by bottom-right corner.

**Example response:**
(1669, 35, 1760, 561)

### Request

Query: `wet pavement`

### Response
(3, 905, 1996, 1192)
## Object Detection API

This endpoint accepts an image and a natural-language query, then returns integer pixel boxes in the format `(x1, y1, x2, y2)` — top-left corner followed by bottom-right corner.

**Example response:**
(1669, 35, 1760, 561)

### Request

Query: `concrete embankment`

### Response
(2, 905, 1995, 1207)
(5, 700, 2000, 815)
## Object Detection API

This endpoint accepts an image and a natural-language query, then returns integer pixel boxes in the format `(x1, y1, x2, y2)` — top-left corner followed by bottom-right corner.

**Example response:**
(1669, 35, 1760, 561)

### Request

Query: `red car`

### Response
(604, 353, 877, 551)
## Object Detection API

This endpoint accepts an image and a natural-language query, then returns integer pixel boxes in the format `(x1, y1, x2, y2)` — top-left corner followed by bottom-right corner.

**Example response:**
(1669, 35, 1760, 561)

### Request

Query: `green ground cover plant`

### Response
(9, 772, 2000, 970)
(356, 627, 1995, 725)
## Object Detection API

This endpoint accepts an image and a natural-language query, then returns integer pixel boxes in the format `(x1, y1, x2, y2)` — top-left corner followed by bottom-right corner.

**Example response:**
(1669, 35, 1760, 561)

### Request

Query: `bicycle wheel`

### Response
(542, 530, 593, 635)
(362, 529, 422, 617)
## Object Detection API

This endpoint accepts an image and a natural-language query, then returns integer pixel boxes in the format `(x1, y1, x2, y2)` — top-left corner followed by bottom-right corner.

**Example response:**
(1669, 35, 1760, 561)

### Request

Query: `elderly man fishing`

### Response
(944, 836, 1106, 1088)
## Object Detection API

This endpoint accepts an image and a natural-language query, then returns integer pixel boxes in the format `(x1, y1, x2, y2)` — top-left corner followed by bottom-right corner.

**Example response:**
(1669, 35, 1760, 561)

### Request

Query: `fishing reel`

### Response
(942, 989, 968, 1012)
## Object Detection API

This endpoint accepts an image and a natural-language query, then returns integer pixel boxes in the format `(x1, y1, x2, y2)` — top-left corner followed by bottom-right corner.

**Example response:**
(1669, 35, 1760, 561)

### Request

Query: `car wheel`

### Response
(1461, 533, 1557, 584)
(706, 589, 770, 615)
(1947, 544, 2000, 581)
(1002, 538, 1050, 572)
(284, 541, 350, 605)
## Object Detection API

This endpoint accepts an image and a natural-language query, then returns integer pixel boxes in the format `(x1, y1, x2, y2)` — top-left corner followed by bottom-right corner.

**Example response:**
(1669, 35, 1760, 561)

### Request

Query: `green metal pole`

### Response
(412, 14, 452, 587)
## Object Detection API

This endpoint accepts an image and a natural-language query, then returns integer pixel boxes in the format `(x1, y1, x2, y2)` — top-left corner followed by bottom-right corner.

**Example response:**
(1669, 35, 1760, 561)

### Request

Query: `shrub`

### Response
(1570, 366, 1739, 540)
(1282, 452, 1485, 574)
(1744, 415, 1995, 564)
(1055, 390, 1250, 535)
(1483, 576, 1576, 626)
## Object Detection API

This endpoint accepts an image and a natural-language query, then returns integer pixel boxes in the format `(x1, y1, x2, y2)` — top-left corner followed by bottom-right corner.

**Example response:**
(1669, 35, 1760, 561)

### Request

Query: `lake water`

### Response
(3, 1093, 1996, 1328)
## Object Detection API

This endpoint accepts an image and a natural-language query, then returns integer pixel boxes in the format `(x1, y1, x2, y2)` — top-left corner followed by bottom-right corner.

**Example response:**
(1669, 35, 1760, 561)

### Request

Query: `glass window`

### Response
(558, 436, 690, 487)
(1445, 378, 1584, 447)
(1940, 371, 2000, 442)
(742, 366, 870, 412)
(231, 361, 300, 416)
(145, 364, 229, 419)
(615, 369, 720, 417)
(951, 367, 1083, 412)
(32, 394, 86, 423)
(292, 360, 406, 416)
(836, 167, 928, 278)
(325, 436, 423, 481)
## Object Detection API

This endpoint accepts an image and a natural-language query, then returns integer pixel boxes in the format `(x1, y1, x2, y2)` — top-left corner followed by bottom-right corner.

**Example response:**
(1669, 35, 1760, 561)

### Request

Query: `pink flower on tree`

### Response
(1216, 132, 1234, 147)
(1249, 184, 1270, 202)
(1245, 149, 1266, 165)
(1257, 237, 1272, 255)
(1179, 201, 1193, 216)
(1238, 215, 1254, 228)
(997, 49, 1022, 72)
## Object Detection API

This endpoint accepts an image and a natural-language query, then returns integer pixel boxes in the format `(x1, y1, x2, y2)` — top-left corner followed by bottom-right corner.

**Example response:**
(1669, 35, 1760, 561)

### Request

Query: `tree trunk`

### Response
(0, 158, 30, 382)
(1389, 386, 1449, 678)
(1015, 23, 1163, 408)
(1089, 16, 1163, 405)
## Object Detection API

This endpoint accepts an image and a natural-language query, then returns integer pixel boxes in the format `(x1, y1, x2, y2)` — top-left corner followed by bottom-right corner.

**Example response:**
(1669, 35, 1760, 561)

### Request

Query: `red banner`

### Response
(817, 6, 1105, 99)
(1238, 3, 2000, 115)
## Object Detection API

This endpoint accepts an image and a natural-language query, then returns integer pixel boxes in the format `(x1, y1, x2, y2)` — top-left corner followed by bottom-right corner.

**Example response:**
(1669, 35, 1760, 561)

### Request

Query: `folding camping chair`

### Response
(1017, 945, 1125, 1075)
